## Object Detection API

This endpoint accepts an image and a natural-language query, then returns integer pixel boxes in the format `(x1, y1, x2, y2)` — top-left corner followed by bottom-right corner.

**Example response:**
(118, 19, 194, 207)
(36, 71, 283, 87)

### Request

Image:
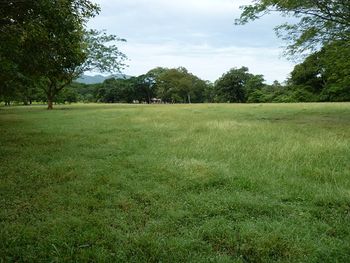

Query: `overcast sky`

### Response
(87, 0, 296, 83)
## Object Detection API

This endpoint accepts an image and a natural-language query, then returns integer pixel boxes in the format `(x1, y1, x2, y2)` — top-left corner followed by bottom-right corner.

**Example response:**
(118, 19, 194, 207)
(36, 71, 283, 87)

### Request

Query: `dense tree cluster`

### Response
(231, 0, 350, 102)
(285, 44, 347, 101)
(5, 61, 347, 106)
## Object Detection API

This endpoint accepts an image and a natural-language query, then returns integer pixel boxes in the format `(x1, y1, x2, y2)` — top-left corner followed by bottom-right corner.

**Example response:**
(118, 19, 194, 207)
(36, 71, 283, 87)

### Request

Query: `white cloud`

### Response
(88, 0, 296, 83)
(117, 42, 294, 83)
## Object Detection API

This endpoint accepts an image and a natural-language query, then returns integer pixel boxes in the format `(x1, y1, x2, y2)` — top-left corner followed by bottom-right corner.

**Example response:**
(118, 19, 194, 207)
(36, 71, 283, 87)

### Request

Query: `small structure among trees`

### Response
(151, 98, 162, 104)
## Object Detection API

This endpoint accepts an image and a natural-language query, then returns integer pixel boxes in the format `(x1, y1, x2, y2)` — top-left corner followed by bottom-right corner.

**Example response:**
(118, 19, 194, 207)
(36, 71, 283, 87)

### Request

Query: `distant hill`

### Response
(75, 74, 131, 84)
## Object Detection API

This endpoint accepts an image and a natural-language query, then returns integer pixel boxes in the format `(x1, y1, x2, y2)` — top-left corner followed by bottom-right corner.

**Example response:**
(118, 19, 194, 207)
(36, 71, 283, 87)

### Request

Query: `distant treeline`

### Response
(2, 0, 349, 107)
(2, 47, 350, 105)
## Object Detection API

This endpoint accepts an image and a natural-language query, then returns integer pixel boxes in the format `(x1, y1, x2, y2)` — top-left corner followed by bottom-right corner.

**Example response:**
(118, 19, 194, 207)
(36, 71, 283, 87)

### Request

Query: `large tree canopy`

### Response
(155, 67, 207, 103)
(236, 0, 350, 55)
(288, 41, 350, 101)
(214, 67, 265, 103)
(0, 0, 127, 109)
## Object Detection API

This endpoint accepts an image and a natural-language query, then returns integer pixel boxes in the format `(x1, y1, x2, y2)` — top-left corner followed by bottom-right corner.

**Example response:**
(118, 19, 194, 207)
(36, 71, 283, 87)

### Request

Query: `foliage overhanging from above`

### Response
(236, 0, 350, 56)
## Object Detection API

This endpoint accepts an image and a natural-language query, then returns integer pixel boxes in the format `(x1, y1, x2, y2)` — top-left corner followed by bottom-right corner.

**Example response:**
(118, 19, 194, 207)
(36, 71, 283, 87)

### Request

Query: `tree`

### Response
(236, 0, 350, 56)
(95, 77, 137, 103)
(133, 74, 157, 103)
(145, 67, 168, 101)
(203, 81, 215, 103)
(0, 0, 94, 107)
(319, 41, 350, 101)
(55, 86, 79, 104)
(288, 41, 350, 101)
(155, 67, 207, 103)
(0, 0, 127, 109)
(236, 0, 350, 102)
(289, 51, 325, 93)
(38, 28, 127, 109)
(214, 67, 264, 103)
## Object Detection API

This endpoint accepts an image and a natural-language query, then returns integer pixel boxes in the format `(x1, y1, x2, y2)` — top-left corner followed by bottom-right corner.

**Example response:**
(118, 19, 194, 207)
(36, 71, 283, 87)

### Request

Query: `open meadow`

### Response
(1, 103, 350, 262)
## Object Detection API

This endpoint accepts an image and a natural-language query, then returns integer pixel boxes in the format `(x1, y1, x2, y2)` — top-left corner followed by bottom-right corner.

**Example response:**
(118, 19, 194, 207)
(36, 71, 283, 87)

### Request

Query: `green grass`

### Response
(1, 103, 350, 262)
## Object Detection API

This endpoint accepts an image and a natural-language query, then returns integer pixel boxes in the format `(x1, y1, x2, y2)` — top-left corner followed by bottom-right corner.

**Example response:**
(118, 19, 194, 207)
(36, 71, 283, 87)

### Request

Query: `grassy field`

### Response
(1, 103, 350, 262)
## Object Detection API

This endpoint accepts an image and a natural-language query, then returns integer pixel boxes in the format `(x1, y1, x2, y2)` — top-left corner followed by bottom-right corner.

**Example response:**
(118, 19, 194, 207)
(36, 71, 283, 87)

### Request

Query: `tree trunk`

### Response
(146, 88, 151, 104)
(46, 82, 55, 110)
(47, 98, 53, 110)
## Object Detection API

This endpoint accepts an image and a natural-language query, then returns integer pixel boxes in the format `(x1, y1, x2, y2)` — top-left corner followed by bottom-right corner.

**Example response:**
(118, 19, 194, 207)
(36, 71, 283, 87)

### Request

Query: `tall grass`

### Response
(1, 103, 350, 262)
